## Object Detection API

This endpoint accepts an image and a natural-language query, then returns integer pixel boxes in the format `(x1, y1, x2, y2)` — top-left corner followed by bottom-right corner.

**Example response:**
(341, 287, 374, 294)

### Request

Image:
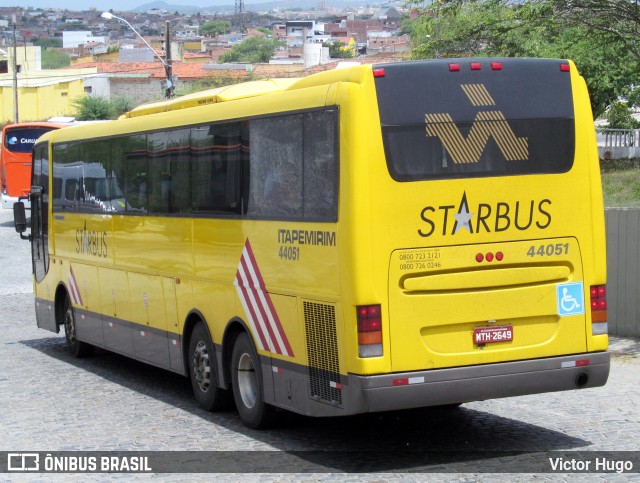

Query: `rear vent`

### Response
(303, 301, 342, 406)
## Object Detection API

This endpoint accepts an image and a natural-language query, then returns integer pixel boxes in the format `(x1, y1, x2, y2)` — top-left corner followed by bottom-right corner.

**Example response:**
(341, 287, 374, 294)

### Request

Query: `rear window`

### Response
(4, 127, 54, 154)
(374, 59, 575, 181)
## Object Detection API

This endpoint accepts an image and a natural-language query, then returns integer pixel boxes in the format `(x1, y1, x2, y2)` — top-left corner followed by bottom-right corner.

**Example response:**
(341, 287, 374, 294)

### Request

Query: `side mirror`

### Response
(13, 201, 29, 240)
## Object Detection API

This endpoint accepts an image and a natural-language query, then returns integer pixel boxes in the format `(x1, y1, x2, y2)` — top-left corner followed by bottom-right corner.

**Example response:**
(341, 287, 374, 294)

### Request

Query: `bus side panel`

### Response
(98, 267, 133, 356)
(128, 272, 171, 369)
(571, 69, 608, 353)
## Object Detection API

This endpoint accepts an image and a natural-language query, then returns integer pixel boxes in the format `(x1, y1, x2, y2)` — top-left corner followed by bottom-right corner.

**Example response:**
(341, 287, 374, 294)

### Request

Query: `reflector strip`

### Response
(561, 359, 590, 368)
(272, 366, 283, 374)
(234, 239, 294, 357)
(329, 381, 343, 390)
(68, 265, 83, 306)
(392, 376, 425, 386)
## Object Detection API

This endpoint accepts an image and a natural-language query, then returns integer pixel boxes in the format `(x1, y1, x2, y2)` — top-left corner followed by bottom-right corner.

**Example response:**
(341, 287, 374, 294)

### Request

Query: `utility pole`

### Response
(11, 17, 18, 123)
(164, 20, 174, 98)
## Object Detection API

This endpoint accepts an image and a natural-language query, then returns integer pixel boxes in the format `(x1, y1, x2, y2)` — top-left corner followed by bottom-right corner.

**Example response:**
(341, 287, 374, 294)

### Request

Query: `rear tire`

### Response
(188, 321, 231, 411)
(62, 295, 92, 358)
(231, 332, 276, 429)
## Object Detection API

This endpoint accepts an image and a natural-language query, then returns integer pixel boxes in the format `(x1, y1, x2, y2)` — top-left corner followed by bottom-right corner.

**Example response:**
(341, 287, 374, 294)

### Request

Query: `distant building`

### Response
(63, 31, 107, 49)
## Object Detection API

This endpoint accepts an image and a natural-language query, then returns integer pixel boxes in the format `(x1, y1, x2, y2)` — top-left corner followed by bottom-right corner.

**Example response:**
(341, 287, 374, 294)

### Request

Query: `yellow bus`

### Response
(15, 58, 609, 428)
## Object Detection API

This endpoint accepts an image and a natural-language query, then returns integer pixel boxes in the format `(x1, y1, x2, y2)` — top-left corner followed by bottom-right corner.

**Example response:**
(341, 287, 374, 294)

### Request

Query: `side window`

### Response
(123, 134, 148, 213)
(246, 109, 338, 221)
(80, 139, 112, 213)
(48, 107, 339, 220)
(167, 128, 191, 213)
(52, 142, 83, 211)
(147, 132, 170, 214)
(191, 123, 243, 214)
(247, 115, 303, 218)
(303, 109, 338, 220)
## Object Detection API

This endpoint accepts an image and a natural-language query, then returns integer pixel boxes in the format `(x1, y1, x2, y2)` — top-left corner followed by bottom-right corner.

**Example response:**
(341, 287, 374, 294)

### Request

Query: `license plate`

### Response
(474, 325, 513, 344)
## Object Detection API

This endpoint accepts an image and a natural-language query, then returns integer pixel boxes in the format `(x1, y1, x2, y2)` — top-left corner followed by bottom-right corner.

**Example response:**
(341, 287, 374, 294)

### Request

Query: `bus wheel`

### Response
(62, 296, 92, 358)
(188, 321, 230, 412)
(231, 332, 276, 429)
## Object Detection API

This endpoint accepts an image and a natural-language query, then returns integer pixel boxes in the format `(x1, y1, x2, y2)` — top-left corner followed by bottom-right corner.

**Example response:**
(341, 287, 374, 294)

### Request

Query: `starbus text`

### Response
(418, 198, 552, 237)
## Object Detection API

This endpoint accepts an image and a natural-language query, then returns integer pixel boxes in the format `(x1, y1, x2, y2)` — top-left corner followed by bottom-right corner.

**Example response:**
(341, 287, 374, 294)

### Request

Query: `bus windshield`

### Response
(3, 127, 53, 153)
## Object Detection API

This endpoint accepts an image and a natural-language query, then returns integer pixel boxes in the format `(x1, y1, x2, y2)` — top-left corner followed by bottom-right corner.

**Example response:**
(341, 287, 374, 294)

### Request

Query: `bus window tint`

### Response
(52, 142, 81, 211)
(51, 107, 338, 221)
(166, 129, 191, 213)
(303, 109, 338, 220)
(248, 115, 303, 218)
(4, 127, 51, 153)
(191, 122, 243, 214)
(123, 135, 148, 212)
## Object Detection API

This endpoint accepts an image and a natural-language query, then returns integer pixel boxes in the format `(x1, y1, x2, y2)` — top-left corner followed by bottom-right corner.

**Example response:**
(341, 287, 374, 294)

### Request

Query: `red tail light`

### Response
(590, 284, 608, 334)
(357, 304, 383, 357)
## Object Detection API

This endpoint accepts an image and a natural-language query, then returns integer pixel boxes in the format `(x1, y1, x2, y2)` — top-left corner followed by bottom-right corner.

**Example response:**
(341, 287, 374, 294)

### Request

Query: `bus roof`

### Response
(122, 78, 302, 119)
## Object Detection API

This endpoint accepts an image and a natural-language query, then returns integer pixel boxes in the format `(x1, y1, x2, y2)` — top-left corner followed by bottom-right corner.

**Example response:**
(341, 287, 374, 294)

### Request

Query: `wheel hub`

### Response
(192, 340, 211, 392)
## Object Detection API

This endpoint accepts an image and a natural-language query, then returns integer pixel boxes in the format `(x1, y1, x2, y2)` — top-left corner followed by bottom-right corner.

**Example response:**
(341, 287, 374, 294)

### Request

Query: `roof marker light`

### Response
(373, 68, 385, 78)
(560, 63, 570, 72)
(470, 62, 482, 70)
(491, 62, 502, 70)
(449, 63, 460, 72)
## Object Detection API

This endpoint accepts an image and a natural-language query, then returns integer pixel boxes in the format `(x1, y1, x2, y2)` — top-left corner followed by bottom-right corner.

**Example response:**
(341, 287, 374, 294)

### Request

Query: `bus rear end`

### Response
(349, 58, 608, 411)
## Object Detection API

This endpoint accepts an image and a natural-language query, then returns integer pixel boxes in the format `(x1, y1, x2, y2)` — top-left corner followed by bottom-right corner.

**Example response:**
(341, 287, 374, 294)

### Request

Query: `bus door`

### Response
(31, 143, 55, 331)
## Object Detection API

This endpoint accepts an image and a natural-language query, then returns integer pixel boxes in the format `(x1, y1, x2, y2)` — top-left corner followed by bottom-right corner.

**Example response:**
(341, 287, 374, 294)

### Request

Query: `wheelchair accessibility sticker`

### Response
(557, 282, 585, 316)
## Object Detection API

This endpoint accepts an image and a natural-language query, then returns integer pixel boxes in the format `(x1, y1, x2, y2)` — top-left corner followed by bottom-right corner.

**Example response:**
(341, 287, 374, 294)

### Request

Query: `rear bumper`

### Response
(350, 352, 610, 413)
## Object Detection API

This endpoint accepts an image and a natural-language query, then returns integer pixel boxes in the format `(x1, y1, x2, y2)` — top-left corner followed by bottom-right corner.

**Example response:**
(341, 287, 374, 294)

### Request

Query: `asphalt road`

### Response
(0, 208, 638, 481)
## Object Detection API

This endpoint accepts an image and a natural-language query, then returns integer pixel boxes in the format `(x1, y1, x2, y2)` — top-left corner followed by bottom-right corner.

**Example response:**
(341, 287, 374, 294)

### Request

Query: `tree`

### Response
(176, 72, 255, 96)
(42, 49, 70, 69)
(72, 96, 135, 120)
(218, 37, 284, 64)
(540, 0, 640, 62)
(60, 22, 88, 31)
(323, 40, 356, 59)
(199, 19, 232, 37)
(607, 101, 640, 130)
(406, 0, 640, 118)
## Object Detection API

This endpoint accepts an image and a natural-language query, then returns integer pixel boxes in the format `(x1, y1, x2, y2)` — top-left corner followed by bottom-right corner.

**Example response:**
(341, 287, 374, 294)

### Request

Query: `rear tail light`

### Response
(357, 304, 383, 357)
(590, 284, 608, 335)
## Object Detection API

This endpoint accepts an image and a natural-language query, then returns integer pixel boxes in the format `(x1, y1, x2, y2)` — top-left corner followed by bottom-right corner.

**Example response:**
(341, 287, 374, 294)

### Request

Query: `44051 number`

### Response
(527, 243, 569, 257)
(279, 246, 300, 261)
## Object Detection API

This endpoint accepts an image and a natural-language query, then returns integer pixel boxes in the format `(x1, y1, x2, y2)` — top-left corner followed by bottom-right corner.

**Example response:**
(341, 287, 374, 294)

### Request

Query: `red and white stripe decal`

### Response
(234, 239, 294, 357)
(68, 265, 83, 306)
